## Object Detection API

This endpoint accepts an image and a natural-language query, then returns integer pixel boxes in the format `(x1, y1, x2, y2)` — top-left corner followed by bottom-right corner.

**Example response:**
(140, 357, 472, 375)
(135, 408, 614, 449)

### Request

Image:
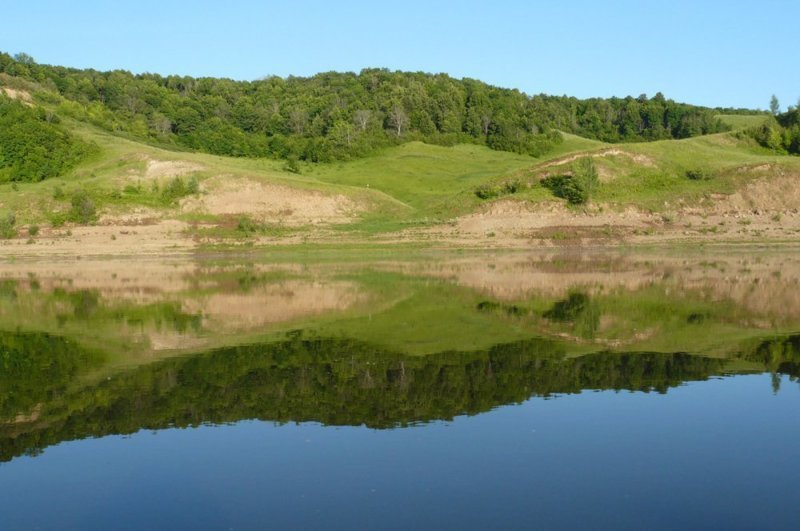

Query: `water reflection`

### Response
(2, 331, 799, 463)
(1, 251, 800, 463)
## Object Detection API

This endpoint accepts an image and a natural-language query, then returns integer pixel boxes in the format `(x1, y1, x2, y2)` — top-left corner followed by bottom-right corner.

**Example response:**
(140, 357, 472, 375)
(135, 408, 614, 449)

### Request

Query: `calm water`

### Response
(1, 251, 799, 529)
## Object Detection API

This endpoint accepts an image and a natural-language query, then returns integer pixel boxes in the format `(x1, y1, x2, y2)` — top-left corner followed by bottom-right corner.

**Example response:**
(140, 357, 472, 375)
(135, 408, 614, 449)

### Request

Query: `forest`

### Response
(0, 52, 732, 168)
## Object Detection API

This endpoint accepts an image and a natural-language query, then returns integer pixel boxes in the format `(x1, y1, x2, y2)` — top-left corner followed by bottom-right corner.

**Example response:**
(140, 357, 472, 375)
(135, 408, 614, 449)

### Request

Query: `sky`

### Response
(1, 0, 797, 110)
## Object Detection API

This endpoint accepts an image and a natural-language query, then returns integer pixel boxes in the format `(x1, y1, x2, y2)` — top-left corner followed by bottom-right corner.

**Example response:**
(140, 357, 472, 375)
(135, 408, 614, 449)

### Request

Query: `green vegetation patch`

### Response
(0, 97, 96, 182)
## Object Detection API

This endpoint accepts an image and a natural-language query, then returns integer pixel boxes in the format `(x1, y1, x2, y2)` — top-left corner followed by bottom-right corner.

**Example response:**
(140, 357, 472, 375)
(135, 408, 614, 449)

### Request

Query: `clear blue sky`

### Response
(2, 0, 797, 110)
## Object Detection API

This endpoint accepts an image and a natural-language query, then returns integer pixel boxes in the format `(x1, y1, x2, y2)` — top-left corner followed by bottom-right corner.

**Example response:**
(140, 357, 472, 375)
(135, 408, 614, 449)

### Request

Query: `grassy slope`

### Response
(0, 117, 605, 231)
(0, 119, 402, 226)
(504, 129, 800, 212)
(716, 113, 769, 129)
(596, 134, 792, 208)
(312, 142, 533, 211)
(0, 81, 792, 235)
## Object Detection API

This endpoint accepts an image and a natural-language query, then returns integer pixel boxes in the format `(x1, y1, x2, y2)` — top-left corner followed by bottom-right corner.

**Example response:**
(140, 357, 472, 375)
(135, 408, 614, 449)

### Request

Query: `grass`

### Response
(0, 115, 609, 235)
(545, 132, 608, 157)
(506, 130, 800, 212)
(716, 114, 769, 129)
(311, 141, 534, 216)
(0, 98, 798, 238)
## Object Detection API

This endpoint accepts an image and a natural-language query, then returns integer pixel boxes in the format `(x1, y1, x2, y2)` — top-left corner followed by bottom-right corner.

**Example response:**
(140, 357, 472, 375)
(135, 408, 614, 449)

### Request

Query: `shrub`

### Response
(475, 183, 500, 200)
(0, 212, 16, 239)
(541, 175, 588, 204)
(161, 176, 200, 203)
(686, 169, 712, 181)
(541, 157, 598, 205)
(161, 177, 187, 202)
(503, 179, 521, 194)
(574, 157, 598, 197)
(284, 156, 301, 174)
(187, 176, 200, 194)
(69, 189, 96, 224)
(28, 224, 39, 237)
(236, 215, 262, 235)
(53, 185, 65, 199)
(49, 212, 67, 227)
(474, 178, 522, 200)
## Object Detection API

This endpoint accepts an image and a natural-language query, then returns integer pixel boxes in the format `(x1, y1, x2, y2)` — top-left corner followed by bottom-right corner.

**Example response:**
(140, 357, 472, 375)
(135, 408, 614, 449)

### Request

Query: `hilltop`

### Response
(0, 54, 798, 255)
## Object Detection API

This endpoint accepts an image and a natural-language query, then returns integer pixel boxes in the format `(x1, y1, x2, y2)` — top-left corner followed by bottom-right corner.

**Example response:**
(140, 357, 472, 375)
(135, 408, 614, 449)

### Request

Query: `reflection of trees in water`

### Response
(0, 331, 103, 420)
(743, 335, 800, 393)
(0, 334, 745, 462)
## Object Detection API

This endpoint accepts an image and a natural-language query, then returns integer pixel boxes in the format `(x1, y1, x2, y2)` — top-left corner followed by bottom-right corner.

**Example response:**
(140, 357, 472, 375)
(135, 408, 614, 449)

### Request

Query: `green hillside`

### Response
(0, 55, 797, 247)
(1, 51, 732, 165)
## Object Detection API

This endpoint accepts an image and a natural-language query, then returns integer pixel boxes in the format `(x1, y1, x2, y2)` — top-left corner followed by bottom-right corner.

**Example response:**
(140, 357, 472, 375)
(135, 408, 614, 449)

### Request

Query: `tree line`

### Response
(1, 52, 731, 165)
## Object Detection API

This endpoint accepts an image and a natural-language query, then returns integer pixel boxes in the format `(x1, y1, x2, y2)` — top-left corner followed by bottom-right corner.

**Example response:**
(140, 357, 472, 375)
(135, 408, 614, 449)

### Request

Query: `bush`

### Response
(69, 189, 96, 224)
(503, 179, 521, 194)
(747, 117, 790, 154)
(686, 169, 712, 181)
(475, 178, 522, 200)
(541, 157, 598, 205)
(236, 215, 262, 235)
(53, 185, 65, 199)
(574, 157, 598, 198)
(187, 176, 200, 194)
(49, 212, 67, 227)
(284, 156, 301, 174)
(474, 183, 500, 200)
(161, 177, 187, 202)
(0, 212, 16, 239)
(541, 175, 588, 204)
(28, 224, 39, 237)
(161, 176, 200, 203)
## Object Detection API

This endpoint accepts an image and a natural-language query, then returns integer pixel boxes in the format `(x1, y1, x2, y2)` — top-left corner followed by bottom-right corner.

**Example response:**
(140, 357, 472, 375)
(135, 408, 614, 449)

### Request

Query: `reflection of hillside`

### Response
(0, 268, 373, 355)
(1, 334, 754, 463)
(384, 253, 800, 321)
(182, 280, 367, 332)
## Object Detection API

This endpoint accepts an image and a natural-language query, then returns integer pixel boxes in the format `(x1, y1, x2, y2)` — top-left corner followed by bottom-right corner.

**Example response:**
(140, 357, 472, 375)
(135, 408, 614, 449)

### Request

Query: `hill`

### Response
(0, 55, 797, 253)
(1, 52, 731, 164)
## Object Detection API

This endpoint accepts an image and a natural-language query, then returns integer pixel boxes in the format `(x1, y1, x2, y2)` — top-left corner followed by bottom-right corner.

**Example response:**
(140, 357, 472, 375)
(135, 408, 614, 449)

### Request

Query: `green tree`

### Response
(770, 95, 780, 116)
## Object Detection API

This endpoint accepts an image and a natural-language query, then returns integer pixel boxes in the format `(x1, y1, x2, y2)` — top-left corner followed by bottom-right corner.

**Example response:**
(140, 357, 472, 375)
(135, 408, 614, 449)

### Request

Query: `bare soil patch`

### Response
(181, 176, 361, 225)
(145, 159, 205, 180)
(1, 87, 33, 105)
(542, 148, 655, 169)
